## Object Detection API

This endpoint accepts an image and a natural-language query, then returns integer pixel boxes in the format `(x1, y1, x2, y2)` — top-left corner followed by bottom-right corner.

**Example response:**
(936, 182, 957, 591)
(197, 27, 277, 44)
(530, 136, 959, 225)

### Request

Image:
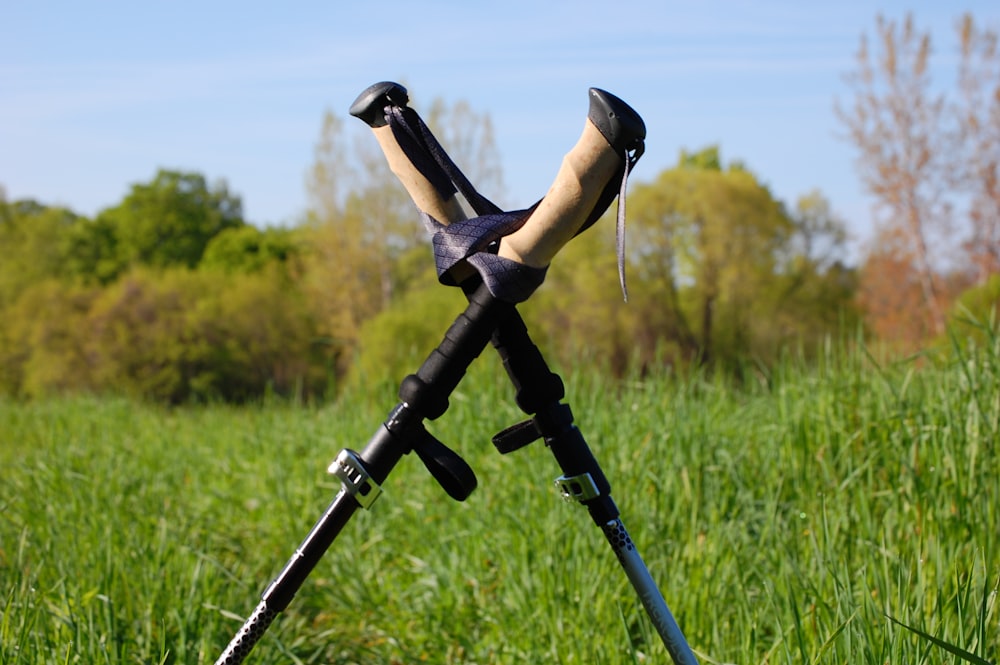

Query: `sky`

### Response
(2, 1, 997, 255)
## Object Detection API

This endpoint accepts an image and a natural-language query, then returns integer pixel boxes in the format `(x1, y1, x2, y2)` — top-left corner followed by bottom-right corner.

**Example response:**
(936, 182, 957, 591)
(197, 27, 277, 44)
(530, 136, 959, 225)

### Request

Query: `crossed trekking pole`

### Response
(213, 82, 698, 665)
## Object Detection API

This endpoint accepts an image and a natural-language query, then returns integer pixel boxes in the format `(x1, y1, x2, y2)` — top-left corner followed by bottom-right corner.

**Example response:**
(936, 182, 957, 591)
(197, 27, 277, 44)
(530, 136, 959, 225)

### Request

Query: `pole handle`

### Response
(498, 87, 645, 270)
(350, 81, 467, 226)
(496, 118, 621, 268)
(371, 124, 468, 225)
(351, 82, 645, 274)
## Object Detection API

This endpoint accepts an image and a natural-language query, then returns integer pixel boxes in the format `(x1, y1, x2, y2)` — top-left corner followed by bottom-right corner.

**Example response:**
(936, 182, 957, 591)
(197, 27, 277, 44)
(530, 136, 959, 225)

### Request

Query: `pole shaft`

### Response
(214, 601, 279, 665)
(214, 283, 509, 664)
(489, 306, 698, 664)
(602, 519, 698, 665)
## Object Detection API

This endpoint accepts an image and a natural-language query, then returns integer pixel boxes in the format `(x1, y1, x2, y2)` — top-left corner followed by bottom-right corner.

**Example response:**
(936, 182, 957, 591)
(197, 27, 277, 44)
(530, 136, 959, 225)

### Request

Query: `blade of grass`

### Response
(885, 614, 993, 665)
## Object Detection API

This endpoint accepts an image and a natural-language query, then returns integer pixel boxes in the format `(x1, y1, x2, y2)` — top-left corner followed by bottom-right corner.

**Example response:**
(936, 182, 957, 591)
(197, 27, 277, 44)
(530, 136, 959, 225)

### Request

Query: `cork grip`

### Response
(371, 125, 467, 226)
(351, 82, 643, 278)
(349, 81, 467, 227)
(498, 119, 621, 268)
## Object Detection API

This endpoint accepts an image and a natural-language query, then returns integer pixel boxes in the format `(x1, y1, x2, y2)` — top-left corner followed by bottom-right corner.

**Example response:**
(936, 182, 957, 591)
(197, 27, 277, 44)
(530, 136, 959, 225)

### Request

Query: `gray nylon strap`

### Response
(422, 208, 547, 303)
(617, 155, 632, 302)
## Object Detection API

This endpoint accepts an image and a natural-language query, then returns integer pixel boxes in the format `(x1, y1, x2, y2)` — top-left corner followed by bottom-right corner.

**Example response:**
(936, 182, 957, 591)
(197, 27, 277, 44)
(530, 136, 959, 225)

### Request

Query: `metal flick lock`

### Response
(329, 449, 382, 509)
(555, 472, 602, 503)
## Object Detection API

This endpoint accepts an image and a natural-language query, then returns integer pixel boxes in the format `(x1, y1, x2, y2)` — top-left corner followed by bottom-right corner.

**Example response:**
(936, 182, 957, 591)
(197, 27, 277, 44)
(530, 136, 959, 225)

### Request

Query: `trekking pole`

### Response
(214, 281, 518, 665)
(351, 82, 698, 665)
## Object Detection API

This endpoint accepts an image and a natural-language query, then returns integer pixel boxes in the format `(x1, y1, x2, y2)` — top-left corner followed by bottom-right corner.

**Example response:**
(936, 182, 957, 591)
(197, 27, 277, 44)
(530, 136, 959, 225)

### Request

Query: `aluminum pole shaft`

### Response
(602, 519, 699, 665)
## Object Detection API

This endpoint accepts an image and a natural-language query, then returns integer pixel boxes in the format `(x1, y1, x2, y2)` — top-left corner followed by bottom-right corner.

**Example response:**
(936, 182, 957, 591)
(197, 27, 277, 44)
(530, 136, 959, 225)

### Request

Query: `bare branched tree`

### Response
(956, 14, 1000, 283)
(838, 14, 952, 335)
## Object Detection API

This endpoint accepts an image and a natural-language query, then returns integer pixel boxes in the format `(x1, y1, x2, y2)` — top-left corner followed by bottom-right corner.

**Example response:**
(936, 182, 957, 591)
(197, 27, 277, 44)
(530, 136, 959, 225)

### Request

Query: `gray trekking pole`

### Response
(351, 81, 699, 665)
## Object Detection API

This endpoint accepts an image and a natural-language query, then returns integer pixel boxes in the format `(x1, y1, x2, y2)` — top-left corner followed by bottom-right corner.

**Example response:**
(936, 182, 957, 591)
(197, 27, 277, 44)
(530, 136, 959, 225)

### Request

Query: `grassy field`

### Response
(1, 331, 998, 664)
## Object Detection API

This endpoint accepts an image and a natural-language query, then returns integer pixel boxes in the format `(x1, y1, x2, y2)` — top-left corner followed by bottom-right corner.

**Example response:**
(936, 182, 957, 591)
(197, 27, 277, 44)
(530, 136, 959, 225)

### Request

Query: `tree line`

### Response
(1, 12, 996, 403)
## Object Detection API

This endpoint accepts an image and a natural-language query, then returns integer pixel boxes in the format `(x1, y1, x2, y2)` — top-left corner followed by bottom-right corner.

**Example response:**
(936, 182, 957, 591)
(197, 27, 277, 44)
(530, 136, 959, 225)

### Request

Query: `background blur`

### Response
(2, 0, 998, 402)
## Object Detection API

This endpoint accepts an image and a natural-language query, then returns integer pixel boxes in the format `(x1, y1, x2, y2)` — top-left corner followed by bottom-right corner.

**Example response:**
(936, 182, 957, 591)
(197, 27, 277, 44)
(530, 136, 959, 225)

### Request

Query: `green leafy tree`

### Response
(95, 169, 245, 278)
(0, 278, 99, 397)
(944, 273, 1000, 350)
(62, 215, 122, 284)
(765, 191, 859, 351)
(521, 220, 640, 374)
(200, 225, 301, 274)
(625, 147, 854, 369)
(347, 271, 469, 390)
(0, 198, 81, 306)
(85, 267, 324, 402)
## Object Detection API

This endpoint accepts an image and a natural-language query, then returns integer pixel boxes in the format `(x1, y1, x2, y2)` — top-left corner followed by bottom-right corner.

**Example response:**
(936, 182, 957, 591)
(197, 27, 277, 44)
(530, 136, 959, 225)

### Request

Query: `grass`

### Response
(1, 328, 998, 664)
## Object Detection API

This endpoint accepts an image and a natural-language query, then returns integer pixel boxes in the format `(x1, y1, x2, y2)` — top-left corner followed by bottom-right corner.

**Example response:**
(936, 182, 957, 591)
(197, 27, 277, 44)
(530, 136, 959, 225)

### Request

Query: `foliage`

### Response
(0, 199, 81, 306)
(515, 149, 859, 377)
(200, 224, 302, 274)
(93, 169, 246, 279)
(0, 267, 327, 402)
(839, 12, 1000, 345)
(85, 267, 324, 403)
(943, 274, 1000, 351)
(521, 220, 642, 374)
(0, 279, 99, 398)
(1, 333, 997, 663)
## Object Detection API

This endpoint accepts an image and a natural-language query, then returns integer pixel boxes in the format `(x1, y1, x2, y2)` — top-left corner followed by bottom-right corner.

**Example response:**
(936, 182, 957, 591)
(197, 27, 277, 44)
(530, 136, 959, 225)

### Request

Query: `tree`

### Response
(299, 110, 413, 374)
(200, 225, 301, 274)
(956, 14, 1000, 282)
(839, 13, 1000, 348)
(522, 219, 639, 374)
(95, 169, 245, 278)
(622, 148, 854, 369)
(838, 14, 952, 336)
(775, 192, 858, 342)
(626, 148, 791, 366)
(0, 279, 99, 398)
(83, 267, 324, 402)
(0, 198, 81, 306)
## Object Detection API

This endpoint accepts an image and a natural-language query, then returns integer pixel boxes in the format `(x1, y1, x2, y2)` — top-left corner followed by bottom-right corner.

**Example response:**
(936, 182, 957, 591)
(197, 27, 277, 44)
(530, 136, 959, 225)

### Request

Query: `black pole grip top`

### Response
(349, 81, 409, 127)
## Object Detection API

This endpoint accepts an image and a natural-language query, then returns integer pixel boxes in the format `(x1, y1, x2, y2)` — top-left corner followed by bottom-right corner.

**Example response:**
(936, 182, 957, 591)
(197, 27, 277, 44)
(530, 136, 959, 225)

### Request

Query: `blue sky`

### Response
(2, 1, 997, 254)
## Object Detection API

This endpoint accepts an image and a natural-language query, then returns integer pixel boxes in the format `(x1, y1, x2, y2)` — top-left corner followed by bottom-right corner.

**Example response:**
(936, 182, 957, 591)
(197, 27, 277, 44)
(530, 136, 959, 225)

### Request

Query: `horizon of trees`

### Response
(1, 11, 996, 403)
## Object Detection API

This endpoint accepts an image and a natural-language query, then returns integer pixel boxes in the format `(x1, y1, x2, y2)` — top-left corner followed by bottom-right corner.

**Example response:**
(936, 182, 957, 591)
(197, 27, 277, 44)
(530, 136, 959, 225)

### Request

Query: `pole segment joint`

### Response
(555, 473, 602, 502)
(328, 449, 382, 510)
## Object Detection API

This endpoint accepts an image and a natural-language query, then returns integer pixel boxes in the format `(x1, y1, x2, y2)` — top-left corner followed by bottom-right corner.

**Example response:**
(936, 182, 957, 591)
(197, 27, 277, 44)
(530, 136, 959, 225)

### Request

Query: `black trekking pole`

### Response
(214, 281, 519, 664)
(350, 82, 698, 665)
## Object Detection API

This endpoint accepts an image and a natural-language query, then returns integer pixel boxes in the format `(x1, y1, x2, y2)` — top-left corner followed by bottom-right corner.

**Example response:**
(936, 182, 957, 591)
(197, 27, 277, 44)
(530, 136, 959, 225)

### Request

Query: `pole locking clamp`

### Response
(555, 472, 601, 503)
(329, 449, 383, 509)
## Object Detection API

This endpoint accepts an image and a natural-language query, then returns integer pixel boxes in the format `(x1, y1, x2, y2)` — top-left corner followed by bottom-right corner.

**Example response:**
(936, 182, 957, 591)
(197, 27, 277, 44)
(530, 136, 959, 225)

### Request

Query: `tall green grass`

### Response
(1, 331, 997, 664)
